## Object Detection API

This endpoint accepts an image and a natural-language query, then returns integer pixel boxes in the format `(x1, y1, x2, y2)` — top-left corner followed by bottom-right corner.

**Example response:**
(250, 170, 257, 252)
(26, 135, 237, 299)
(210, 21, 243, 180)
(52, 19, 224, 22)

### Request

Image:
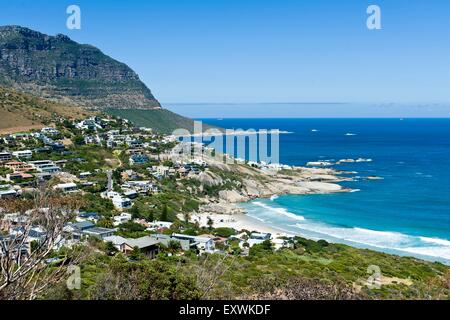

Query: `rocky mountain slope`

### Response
(0, 86, 91, 134)
(0, 25, 161, 110)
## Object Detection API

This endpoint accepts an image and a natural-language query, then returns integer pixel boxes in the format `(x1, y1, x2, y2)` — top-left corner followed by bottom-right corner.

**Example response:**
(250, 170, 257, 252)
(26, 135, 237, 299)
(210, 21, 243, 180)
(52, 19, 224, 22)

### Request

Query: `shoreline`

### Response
(194, 199, 450, 265)
(192, 170, 450, 265)
(193, 172, 351, 238)
(189, 212, 292, 237)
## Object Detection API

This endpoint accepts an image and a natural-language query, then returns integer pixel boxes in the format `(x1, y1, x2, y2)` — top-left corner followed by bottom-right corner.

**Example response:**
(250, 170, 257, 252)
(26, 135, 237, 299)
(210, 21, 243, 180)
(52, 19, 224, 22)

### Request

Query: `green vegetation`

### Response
(107, 108, 219, 134)
(45, 235, 449, 300)
(116, 221, 149, 239)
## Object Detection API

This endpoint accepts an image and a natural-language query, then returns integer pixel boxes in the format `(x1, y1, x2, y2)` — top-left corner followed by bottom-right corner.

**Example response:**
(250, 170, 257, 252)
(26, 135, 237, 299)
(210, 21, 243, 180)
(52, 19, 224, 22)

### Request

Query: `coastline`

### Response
(194, 197, 450, 265)
(192, 164, 352, 238)
(188, 157, 450, 265)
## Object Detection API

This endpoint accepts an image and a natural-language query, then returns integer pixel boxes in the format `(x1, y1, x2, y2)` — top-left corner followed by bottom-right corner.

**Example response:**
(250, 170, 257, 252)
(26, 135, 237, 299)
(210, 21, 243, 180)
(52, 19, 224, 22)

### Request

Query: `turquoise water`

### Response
(201, 118, 450, 264)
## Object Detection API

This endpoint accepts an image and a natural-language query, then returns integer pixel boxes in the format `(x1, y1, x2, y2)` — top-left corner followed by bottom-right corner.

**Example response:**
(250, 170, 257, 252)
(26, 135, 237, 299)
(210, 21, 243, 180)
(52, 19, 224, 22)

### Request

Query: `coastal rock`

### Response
(306, 161, 334, 167)
(309, 174, 341, 182)
(193, 171, 223, 187)
(218, 190, 247, 203)
(297, 181, 342, 192)
(365, 176, 383, 180)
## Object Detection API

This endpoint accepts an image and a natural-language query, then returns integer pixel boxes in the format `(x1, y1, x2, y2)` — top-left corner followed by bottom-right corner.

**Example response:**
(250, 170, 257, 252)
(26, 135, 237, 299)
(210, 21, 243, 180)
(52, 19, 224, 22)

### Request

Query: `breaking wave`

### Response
(242, 200, 450, 263)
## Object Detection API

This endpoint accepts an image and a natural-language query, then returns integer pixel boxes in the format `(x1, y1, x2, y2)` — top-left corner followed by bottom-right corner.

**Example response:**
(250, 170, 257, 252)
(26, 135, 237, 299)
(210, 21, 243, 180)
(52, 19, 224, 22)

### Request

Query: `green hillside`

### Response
(107, 108, 219, 134)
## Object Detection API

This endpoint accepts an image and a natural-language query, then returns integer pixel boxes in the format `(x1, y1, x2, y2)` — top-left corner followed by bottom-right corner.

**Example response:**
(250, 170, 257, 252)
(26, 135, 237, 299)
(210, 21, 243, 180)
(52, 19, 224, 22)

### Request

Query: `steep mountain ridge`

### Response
(0, 25, 161, 110)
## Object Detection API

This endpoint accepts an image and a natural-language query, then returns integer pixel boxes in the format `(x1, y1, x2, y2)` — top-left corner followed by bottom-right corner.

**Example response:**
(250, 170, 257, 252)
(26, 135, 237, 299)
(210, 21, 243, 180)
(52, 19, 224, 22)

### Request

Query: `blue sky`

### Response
(1, 0, 450, 110)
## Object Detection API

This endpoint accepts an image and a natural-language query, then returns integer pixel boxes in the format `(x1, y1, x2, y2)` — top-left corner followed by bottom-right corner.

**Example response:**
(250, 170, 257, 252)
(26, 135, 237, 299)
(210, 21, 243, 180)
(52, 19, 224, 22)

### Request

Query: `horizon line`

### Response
(162, 102, 450, 106)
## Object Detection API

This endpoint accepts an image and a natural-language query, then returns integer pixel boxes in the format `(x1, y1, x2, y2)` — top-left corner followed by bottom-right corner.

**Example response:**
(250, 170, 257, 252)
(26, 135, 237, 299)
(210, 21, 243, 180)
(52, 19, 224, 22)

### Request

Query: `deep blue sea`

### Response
(201, 118, 450, 264)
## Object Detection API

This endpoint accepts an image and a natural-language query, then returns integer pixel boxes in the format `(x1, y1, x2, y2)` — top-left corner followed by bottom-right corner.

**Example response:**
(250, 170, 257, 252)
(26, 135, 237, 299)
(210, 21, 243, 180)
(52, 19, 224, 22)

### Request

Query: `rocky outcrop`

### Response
(0, 25, 161, 110)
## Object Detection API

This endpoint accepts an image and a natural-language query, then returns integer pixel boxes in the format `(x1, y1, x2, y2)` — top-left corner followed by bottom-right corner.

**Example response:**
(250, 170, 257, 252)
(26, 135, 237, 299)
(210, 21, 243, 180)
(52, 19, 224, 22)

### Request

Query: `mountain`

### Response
(0, 25, 161, 110)
(0, 86, 91, 134)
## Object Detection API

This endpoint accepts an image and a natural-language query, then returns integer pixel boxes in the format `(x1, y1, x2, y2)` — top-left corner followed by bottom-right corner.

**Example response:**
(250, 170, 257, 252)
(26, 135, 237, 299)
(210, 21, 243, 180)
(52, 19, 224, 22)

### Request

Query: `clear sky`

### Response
(1, 0, 450, 107)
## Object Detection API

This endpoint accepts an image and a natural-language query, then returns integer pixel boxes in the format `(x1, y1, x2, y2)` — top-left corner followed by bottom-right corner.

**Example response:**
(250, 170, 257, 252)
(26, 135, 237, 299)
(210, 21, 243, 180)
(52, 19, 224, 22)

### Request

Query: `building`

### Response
(103, 235, 128, 251)
(147, 221, 173, 231)
(122, 180, 159, 194)
(0, 189, 17, 199)
(112, 195, 132, 210)
(76, 212, 100, 223)
(75, 118, 102, 131)
(149, 234, 190, 251)
(171, 233, 216, 252)
(124, 236, 160, 259)
(102, 191, 133, 210)
(247, 232, 272, 247)
(7, 172, 34, 182)
(65, 221, 96, 233)
(29, 160, 61, 174)
(79, 172, 92, 179)
(122, 189, 138, 199)
(41, 127, 59, 136)
(53, 183, 78, 193)
(65, 221, 115, 241)
(129, 154, 149, 166)
(113, 213, 132, 226)
(83, 227, 115, 240)
(50, 143, 67, 152)
(126, 139, 144, 149)
(0, 151, 12, 162)
(157, 166, 170, 176)
(12, 150, 33, 159)
(84, 135, 102, 145)
(4, 161, 33, 172)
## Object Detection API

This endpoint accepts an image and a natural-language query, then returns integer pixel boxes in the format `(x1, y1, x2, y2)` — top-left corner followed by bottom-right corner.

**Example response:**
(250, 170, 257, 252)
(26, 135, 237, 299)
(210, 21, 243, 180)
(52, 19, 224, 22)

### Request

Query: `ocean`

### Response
(200, 118, 450, 264)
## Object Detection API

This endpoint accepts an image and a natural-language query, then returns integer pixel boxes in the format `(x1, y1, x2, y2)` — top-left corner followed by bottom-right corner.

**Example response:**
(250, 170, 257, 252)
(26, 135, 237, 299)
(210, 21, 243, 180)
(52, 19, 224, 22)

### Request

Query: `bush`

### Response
(249, 240, 273, 257)
(214, 227, 236, 238)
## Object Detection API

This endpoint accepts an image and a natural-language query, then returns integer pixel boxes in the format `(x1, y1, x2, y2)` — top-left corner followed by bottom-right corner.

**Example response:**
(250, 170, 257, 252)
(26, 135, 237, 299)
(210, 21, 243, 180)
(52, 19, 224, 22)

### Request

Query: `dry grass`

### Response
(0, 86, 93, 133)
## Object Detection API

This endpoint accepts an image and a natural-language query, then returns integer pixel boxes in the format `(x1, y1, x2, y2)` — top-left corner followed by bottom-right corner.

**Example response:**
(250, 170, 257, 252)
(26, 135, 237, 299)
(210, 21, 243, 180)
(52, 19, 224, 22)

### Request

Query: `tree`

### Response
(207, 217, 214, 231)
(167, 240, 182, 254)
(147, 211, 154, 222)
(249, 240, 273, 257)
(183, 212, 191, 224)
(160, 205, 169, 222)
(0, 184, 84, 300)
(104, 242, 118, 256)
(128, 246, 143, 261)
(73, 135, 85, 146)
(88, 258, 201, 300)
(97, 218, 114, 229)
(214, 227, 236, 238)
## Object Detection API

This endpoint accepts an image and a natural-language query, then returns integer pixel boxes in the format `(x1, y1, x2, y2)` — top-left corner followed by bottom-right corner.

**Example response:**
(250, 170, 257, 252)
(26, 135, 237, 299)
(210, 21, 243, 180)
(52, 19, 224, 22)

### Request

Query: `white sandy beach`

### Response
(183, 212, 294, 237)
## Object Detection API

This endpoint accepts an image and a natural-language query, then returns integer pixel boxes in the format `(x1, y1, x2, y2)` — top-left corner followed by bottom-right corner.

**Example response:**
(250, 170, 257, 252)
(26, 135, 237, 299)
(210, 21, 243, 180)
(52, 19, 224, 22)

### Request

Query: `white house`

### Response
(12, 150, 33, 159)
(113, 213, 132, 226)
(103, 235, 128, 251)
(53, 183, 78, 193)
(112, 195, 132, 210)
(41, 127, 59, 136)
(247, 232, 272, 247)
(146, 221, 173, 231)
(171, 233, 216, 252)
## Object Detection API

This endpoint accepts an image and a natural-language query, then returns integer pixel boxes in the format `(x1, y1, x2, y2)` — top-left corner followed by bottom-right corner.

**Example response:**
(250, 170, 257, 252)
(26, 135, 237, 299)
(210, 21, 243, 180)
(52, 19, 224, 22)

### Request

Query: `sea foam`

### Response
(252, 201, 305, 221)
(245, 201, 450, 261)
